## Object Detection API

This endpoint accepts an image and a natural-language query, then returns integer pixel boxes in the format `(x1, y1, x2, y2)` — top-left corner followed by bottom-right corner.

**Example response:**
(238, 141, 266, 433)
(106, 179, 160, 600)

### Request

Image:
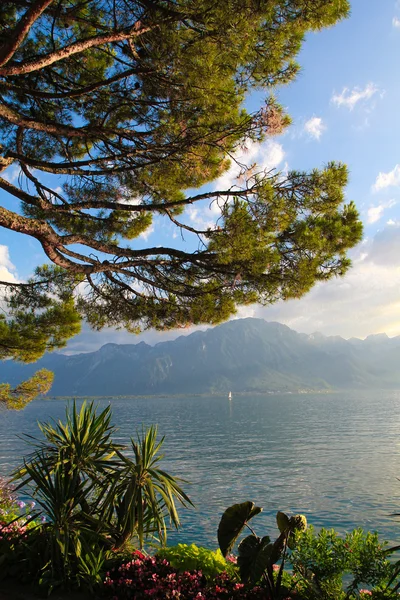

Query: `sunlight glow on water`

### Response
(1, 391, 400, 547)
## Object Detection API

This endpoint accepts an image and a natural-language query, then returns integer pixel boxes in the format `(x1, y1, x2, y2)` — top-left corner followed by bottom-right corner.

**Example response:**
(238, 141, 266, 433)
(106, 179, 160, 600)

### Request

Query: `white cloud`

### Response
(367, 206, 384, 224)
(189, 139, 286, 226)
(367, 225, 400, 266)
(373, 164, 400, 192)
(260, 140, 285, 171)
(214, 139, 285, 191)
(0, 245, 18, 284)
(62, 224, 400, 352)
(64, 321, 207, 354)
(139, 223, 155, 241)
(0, 246, 15, 271)
(186, 206, 214, 231)
(366, 199, 396, 223)
(331, 83, 380, 110)
(393, 16, 400, 28)
(245, 226, 400, 339)
(65, 227, 400, 350)
(2, 165, 20, 184)
(0, 267, 16, 283)
(304, 117, 326, 140)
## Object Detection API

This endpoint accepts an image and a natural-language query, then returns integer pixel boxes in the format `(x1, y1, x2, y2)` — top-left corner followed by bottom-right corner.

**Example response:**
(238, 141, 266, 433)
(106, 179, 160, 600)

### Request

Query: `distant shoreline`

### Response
(43, 389, 338, 401)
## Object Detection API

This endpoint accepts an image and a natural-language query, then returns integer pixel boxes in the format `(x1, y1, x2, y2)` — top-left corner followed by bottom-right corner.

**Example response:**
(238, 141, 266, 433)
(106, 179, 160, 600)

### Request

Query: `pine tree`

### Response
(0, 0, 362, 370)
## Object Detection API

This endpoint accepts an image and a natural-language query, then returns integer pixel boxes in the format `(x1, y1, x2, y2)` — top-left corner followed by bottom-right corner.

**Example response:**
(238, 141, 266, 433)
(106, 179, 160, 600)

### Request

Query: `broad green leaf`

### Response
(276, 511, 290, 533)
(218, 501, 262, 557)
(238, 534, 273, 583)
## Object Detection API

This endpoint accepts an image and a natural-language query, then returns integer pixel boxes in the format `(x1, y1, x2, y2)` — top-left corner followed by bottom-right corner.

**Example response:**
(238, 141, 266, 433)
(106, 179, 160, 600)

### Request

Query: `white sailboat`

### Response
(228, 391, 232, 400)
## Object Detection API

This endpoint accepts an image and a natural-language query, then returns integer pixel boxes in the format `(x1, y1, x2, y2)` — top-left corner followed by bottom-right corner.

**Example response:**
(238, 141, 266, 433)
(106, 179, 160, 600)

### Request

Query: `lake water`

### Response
(1, 391, 400, 548)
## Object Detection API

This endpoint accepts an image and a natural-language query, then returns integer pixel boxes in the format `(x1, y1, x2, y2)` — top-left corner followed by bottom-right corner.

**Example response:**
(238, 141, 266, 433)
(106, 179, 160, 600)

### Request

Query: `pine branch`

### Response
(0, 0, 54, 68)
(0, 20, 153, 76)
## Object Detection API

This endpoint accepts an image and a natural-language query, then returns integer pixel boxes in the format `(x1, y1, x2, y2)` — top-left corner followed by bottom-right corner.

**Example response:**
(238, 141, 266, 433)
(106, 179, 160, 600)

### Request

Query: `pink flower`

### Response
(226, 554, 237, 564)
(272, 564, 280, 572)
(359, 590, 372, 596)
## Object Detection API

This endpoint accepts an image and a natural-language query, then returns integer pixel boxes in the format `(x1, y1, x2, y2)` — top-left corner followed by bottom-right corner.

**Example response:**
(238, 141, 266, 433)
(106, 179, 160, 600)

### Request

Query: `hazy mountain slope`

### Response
(2, 319, 400, 396)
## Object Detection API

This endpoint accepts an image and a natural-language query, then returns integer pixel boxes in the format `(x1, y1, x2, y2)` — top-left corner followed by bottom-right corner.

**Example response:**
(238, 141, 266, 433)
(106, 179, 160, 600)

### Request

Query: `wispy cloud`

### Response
(331, 83, 381, 110)
(304, 116, 326, 140)
(372, 164, 400, 192)
(367, 199, 397, 224)
(393, 16, 400, 28)
(186, 206, 214, 231)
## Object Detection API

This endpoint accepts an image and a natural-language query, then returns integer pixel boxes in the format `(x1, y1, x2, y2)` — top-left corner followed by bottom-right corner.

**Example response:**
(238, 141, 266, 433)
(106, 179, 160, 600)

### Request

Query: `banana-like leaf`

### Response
(218, 501, 262, 557)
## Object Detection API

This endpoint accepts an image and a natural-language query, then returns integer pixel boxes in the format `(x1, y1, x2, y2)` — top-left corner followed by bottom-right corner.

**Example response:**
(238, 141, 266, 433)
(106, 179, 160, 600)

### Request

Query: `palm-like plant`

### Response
(20, 452, 96, 588)
(12, 402, 192, 590)
(18, 401, 120, 480)
(99, 426, 193, 549)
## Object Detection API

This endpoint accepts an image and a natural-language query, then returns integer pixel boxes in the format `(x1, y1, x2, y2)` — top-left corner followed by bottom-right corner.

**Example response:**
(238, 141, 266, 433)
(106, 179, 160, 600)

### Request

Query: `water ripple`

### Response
(1, 391, 400, 547)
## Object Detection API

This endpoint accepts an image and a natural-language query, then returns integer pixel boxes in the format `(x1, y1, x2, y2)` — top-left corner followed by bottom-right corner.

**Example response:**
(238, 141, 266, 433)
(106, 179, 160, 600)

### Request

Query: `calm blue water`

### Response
(1, 391, 400, 548)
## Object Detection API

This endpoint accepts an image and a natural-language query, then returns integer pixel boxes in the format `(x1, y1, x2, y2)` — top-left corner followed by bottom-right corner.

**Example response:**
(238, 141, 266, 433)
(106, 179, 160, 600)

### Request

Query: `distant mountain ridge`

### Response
(2, 319, 400, 396)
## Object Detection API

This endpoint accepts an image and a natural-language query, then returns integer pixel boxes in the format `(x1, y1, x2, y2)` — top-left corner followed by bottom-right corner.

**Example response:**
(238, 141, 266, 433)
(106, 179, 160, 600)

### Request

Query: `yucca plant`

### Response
(17, 401, 120, 481)
(97, 425, 193, 549)
(11, 402, 192, 591)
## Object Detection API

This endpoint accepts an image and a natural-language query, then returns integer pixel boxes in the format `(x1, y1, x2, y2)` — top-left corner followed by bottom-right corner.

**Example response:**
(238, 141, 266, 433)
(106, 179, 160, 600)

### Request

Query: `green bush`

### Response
(289, 526, 395, 600)
(156, 543, 238, 580)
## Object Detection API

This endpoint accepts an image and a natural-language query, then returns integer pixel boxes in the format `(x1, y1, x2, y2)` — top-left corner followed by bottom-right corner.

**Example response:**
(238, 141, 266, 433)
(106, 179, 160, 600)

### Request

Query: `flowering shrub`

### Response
(0, 477, 18, 521)
(0, 477, 43, 585)
(0, 520, 28, 543)
(103, 550, 266, 599)
(0, 477, 37, 525)
(0, 479, 36, 548)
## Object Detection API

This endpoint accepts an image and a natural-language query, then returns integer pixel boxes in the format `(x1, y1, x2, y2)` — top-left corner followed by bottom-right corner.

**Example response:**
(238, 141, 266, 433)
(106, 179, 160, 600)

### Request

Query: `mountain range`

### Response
(2, 318, 400, 396)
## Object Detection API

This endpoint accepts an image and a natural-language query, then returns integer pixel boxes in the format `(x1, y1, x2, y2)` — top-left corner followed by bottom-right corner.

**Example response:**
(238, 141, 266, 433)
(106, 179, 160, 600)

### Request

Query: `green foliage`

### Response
(0, 265, 81, 410)
(0, 368, 53, 410)
(0, 477, 18, 521)
(10, 401, 192, 592)
(98, 425, 194, 549)
(218, 503, 307, 598)
(218, 501, 263, 557)
(290, 526, 395, 600)
(0, 266, 82, 363)
(0, 0, 362, 352)
(156, 543, 238, 580)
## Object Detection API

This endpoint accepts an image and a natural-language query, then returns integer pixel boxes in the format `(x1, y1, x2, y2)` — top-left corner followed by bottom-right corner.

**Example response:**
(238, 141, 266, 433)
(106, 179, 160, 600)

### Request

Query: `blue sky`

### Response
(1, 0, 400, 352)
